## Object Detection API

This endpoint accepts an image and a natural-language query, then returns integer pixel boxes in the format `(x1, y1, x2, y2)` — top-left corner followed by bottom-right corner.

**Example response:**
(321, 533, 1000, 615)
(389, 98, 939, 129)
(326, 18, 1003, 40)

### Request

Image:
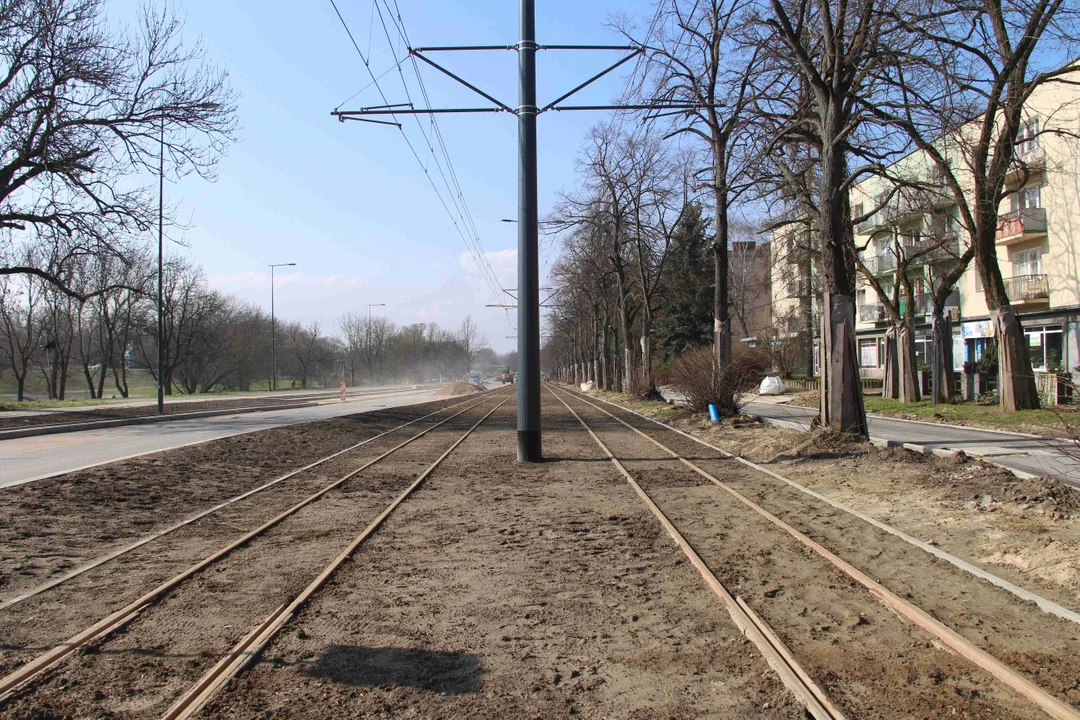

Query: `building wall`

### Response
(836, 74, 1080, 380)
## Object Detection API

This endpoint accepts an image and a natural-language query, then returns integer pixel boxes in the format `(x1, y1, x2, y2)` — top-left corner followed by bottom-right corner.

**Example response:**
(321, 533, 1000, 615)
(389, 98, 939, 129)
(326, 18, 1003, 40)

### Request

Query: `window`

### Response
(1010, 184, 1041, 211)
(1024, 325, 1063, 371)
(1012, 249, 1042, 277)
(860, 338, 880, 367)
(1019, 117, 1040, 155)
(914, 336, 931, 366)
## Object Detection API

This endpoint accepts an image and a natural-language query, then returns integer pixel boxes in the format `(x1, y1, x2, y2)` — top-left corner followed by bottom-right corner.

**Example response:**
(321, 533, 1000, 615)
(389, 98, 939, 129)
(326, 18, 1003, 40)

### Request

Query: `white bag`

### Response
(580, 381, 596, 392)
(758, 376, 786, 395)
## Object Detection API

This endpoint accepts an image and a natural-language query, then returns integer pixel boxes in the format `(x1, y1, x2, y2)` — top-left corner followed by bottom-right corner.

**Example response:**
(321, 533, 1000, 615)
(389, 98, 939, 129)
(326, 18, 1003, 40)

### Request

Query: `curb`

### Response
(0, 401, 320, 441)
(749, 414, 1042, 480)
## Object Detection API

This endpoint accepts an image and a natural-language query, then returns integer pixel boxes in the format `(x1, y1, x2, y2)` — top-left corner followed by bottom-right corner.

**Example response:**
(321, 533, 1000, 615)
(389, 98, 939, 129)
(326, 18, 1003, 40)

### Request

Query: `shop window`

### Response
(1024, 325, 1063, 371)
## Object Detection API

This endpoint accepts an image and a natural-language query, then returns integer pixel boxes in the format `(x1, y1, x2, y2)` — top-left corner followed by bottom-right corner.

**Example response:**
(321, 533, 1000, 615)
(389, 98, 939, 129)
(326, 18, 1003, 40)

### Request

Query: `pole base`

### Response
(517, 430, 542, 463)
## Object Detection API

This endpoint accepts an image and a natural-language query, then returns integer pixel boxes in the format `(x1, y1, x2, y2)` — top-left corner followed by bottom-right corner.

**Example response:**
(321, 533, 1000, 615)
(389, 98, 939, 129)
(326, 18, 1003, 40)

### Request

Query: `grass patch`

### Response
(0, 398, 111, 412)
(864, 397, 1080, 434)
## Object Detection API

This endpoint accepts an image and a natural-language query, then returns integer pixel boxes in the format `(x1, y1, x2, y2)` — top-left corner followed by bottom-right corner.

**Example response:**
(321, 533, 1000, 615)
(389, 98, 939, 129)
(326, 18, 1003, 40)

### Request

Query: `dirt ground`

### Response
(659, 411, 1080, 611)
(0, 393, 484, 599)
(1, 385, 1079, 718)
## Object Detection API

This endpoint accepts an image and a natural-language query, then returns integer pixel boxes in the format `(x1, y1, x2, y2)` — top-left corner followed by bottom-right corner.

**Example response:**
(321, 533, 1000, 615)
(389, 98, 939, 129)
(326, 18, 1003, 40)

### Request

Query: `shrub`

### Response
(669, 346, 760, 415)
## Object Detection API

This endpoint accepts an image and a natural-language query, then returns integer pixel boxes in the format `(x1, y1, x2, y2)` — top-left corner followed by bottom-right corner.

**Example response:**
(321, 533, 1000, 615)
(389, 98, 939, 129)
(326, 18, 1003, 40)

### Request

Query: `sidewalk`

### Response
(656, 388, 1080, 485)
(743, 398, 1080, 486)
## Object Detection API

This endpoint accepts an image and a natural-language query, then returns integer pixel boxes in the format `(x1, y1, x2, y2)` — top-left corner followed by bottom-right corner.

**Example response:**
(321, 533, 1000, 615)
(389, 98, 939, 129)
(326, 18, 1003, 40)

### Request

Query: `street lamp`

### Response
(269, 262, 297, 390)
(367, 303, 385, 386)
(157, 102, 219, 414)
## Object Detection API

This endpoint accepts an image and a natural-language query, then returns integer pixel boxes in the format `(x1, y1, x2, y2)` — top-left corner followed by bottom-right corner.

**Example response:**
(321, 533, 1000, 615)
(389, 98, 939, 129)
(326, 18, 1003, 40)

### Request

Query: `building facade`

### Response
(770, 77, 1080, 387)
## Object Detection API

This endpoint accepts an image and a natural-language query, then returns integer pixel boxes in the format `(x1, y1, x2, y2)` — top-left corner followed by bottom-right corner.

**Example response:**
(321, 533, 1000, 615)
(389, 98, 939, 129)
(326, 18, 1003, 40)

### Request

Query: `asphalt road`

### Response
(743, 400, 1080, 485)
(0, 387, 441, 489)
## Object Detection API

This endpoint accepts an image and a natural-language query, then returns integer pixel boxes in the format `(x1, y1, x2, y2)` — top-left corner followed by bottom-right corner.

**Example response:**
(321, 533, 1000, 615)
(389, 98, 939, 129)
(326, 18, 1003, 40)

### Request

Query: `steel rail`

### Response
(163, 394, 514, 720)
(545, 385, 844, 720)
(0, 387, 513, 703)
(552, 384, 1080, 720)
(572, 387, 1080, 626)
(0, 389, 495, 612)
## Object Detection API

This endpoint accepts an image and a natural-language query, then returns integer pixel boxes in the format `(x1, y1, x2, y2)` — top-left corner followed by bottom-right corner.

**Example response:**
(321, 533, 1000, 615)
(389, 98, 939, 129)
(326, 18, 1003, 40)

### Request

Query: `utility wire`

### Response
(328, 0, 509, 320)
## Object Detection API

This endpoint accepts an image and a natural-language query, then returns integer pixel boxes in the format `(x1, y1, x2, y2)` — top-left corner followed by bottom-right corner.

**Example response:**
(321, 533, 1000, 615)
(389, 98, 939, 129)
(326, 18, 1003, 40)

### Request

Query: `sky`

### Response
(126, 0, 656, 353)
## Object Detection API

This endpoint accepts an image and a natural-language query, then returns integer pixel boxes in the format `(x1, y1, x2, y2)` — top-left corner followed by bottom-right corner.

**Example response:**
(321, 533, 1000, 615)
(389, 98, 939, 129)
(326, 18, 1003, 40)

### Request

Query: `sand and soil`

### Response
(1, 384, 1078, 718)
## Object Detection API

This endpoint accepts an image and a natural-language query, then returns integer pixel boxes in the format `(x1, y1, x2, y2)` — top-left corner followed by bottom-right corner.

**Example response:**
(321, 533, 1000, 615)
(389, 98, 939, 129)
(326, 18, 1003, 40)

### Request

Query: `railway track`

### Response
(0, 389, 493, 612)
(547, 383, 1080, 720)
(0, 388, 512, 716)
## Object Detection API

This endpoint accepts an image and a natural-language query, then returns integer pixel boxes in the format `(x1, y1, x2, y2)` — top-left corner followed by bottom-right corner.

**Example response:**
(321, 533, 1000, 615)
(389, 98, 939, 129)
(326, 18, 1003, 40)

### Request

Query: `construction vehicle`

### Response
(498, 368, 514, 384)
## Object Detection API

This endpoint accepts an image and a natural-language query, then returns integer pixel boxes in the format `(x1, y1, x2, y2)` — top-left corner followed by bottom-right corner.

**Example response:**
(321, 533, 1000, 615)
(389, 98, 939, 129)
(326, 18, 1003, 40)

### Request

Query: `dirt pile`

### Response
(433, 381, 484, 398)
(936, 461, 1080, 517)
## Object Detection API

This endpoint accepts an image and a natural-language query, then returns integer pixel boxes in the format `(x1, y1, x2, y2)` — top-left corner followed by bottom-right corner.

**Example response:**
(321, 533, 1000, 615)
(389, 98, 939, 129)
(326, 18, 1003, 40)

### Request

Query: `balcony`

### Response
(899, 293, 931, 316)
(996, 207, 1047, 245)
(1006, 145, 1047, 182)
(1004, 273, 1049, 303)
(903, 235, 961, 264)
(867, 253, 896, 275)
(859, 304, 885, 323)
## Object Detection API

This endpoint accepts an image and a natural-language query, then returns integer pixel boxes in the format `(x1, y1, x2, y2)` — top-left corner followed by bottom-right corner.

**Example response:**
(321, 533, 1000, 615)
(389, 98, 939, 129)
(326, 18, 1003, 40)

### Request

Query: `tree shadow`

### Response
(300, 646, 482, 695)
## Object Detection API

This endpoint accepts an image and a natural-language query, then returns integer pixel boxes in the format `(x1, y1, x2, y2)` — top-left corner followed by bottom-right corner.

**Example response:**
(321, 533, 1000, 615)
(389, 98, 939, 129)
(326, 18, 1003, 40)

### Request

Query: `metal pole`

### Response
(157, 117, 165, 415)
(517, 0, 541, 462)
(270, 265, 276, 391)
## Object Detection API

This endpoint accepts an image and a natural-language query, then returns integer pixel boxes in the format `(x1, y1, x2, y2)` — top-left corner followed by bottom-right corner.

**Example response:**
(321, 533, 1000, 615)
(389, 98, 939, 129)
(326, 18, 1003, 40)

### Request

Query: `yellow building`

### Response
(826, 78, 1080, 386)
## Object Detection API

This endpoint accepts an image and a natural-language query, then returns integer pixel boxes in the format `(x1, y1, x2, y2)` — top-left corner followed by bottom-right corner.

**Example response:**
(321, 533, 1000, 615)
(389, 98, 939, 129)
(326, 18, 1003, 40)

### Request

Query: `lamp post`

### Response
(269, 262, 297, 390)
(367, 303, 385, 386)
(157, 102, 218, 414)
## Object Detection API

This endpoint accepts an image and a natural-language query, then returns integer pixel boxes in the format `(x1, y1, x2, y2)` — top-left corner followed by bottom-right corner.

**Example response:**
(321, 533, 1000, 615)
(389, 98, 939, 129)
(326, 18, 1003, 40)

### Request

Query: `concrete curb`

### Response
(749, 414, 1041, 480)
(0, 401, 320, 441)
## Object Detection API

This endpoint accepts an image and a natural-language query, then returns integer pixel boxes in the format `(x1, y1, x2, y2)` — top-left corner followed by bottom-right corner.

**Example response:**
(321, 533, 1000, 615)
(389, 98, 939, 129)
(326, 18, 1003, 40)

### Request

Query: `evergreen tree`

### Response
(655, 203, 714, 363)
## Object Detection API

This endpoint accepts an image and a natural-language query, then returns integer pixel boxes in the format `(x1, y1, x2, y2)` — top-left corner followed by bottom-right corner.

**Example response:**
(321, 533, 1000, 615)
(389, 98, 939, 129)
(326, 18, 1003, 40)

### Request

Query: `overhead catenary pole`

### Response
(517, 0, 541, 462)
(329, 6, 698, 463)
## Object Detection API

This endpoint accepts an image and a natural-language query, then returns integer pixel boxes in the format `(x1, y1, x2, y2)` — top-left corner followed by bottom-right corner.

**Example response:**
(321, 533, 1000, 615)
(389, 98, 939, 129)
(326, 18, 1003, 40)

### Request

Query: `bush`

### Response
(669, 346, 760, 416)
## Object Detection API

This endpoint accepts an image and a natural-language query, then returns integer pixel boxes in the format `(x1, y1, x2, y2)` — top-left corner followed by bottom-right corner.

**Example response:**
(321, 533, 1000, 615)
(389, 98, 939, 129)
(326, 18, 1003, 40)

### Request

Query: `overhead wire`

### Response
(328, 0, 511, 325)
(374, 0, 512, 326)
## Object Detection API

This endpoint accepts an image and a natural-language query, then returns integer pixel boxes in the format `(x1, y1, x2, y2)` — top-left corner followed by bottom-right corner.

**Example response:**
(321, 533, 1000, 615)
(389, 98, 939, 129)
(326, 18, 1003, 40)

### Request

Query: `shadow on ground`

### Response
(302, 646, 482, 694)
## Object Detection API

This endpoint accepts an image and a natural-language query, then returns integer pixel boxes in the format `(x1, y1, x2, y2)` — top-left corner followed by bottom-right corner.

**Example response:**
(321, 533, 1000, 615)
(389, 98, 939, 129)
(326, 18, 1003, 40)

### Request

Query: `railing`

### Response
(868, 254, 896, 274)
(996, 207, 1047, 242)
(1003, 273, 1049, 301)
(904, 235, 960, 263)
(898, 293, 931, 316)
(858, 304, 885, 323)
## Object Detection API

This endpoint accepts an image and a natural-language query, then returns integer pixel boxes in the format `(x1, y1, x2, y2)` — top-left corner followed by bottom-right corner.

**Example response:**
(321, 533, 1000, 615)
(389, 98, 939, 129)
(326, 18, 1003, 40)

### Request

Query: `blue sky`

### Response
(138, 0, 654, 352)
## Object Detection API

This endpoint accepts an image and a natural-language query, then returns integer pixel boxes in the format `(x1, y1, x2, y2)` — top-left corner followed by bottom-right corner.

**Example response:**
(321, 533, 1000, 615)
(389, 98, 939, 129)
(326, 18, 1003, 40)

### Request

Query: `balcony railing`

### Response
(996, 207, 1047, 244)
(867, 254, 896, 274)
(898, 293, 931, 316)
(1003, 273, 1049, 302)
(858, 304, 885, 323)
(904, 235, 961, 263)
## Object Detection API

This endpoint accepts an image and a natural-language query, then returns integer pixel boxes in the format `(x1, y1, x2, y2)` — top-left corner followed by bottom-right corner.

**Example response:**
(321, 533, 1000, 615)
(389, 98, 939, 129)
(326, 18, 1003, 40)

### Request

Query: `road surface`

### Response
(0, 387, 440, 489)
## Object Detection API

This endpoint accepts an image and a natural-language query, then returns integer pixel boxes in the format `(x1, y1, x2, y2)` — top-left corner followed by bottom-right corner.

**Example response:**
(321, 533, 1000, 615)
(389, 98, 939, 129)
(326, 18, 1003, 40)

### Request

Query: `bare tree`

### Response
(0, 272, 40, 399)
(458, 316, 488, 376)
(632, 0, 763, 370)
(0, 0, 236, 298)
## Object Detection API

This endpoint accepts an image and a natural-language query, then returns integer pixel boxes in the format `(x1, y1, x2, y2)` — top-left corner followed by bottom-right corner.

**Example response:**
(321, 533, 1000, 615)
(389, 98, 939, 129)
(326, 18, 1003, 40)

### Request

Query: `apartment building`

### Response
(770, 76, 1080, 384)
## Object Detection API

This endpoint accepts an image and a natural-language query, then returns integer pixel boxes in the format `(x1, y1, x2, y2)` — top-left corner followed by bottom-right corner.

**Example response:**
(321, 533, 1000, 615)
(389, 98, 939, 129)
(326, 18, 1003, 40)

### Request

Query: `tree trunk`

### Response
(83, 364, 96, 398)
(16, 376, 24, 402)
(993, 307, 1039, 410)
(820, 292, 868, 434)
(713, 151, 731, 370)
(897, 322, 920, 403)
(930, 310, 955, 404)
(882, 326, 899, 400)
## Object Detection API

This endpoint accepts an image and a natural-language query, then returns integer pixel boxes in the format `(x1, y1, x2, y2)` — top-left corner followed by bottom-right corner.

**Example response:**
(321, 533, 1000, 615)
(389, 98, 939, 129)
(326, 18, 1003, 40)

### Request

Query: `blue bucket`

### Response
(708, 404, 720, 422)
